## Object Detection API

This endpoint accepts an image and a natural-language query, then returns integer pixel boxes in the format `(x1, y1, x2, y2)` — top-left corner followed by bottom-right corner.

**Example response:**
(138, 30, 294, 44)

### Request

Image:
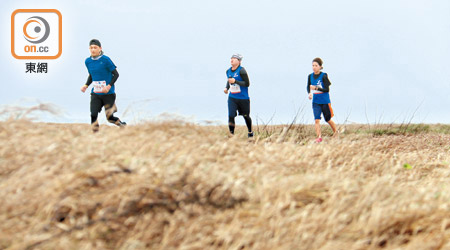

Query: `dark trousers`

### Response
(90, 93, 120, 125)
(227, 97, 252, 134)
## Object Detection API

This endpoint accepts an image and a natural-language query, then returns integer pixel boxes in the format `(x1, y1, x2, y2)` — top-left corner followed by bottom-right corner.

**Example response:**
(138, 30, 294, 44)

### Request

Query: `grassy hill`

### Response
(1, 120, 449, 249)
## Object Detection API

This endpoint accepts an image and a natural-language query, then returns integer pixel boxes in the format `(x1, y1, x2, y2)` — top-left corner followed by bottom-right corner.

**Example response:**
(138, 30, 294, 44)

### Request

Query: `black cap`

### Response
(89, 39, 101, 47)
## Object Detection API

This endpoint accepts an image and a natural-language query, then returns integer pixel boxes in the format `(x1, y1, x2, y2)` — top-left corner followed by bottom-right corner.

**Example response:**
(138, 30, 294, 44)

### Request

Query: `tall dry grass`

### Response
(0, 119, 449, 250)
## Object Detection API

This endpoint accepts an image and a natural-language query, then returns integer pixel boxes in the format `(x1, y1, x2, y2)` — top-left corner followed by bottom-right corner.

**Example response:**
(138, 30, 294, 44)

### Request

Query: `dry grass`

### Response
(1, 119, 450, 250)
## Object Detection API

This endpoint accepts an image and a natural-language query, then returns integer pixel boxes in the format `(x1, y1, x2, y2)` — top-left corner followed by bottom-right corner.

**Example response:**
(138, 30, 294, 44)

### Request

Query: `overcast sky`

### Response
(1, 0, 449, 125)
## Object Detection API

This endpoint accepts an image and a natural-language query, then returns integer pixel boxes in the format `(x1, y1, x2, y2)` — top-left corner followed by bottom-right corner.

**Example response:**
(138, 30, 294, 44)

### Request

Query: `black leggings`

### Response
(228, 115, 252, 134)
(90, 93, 120, 124)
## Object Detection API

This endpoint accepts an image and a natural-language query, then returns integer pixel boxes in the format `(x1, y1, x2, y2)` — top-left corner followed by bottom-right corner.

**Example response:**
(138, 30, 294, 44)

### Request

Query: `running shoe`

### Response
(116, 121, 127, 127)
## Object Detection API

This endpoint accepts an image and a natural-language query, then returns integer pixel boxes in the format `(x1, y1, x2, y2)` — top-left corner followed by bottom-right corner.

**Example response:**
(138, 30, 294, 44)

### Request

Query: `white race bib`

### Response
(311, 83, 323, 94)
(93, 81, 106, 93)
(230, 84, 241, 94)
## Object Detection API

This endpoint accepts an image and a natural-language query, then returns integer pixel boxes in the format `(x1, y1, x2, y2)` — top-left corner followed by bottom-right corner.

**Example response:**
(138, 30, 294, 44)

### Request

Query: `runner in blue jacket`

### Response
(307, 57, 337, 143)
(224, 54, 253, 138)
(80, 39, 126, 132)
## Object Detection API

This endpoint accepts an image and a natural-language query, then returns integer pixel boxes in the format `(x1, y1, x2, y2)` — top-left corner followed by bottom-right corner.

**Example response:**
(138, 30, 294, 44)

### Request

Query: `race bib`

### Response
(230, 84, 241, 94)
(93, 81, 106, 93)
(312, 83, 323, 94)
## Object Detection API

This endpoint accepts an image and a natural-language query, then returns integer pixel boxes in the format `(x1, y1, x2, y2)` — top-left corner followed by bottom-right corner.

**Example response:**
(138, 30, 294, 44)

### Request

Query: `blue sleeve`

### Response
(85, 58, 91, 74)
(104, 57, 116, 72)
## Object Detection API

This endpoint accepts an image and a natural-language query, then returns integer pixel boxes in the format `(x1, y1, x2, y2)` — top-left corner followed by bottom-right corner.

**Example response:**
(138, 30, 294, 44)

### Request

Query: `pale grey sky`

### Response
(1, 0, 449, 125)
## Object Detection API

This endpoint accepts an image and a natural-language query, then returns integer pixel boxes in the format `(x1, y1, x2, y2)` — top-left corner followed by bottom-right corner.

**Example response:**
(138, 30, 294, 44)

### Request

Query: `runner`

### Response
(307, 57, 337, 143)
(223, 54, 253, 138)
(80, 39, 126, 132)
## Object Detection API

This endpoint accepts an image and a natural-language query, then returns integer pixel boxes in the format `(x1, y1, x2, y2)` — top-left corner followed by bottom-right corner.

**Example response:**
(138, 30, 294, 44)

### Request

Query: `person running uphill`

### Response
(307, 57, 337, 143)
(223, 54, 253, 138)
(80, 39, 126, 132)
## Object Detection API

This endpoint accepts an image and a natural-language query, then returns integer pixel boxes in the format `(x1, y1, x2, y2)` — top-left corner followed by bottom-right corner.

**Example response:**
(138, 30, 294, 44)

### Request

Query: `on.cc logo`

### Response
(11, 9, 62, 60)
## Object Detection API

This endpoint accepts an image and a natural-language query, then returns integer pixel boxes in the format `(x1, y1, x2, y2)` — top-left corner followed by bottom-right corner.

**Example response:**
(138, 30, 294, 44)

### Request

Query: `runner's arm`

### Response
(85, 74, 92, 86)
(317, 73, 331, 92)
(307, 75, 311, 93)
(109, 69, 119, 86)
(235, 67, 250, 87)
(224, 69, 231, 90)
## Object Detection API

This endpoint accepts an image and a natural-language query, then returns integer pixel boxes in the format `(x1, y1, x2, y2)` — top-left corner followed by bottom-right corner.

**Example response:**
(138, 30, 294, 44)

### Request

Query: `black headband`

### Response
(89, 39, 101, 47)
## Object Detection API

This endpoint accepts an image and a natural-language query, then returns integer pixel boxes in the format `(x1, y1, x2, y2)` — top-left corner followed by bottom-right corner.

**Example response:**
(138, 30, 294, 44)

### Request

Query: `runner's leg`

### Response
(90, 94, 103, 132)
(312, 103, 322, 139)
(315, 119, 321, 138)
(241, 99, 253, 135)
(228, 116, 236, 134)
(243, 116, 252, 133)
(228, 98, 238, 134)
(328, 120, 337, 136)
(323, 104, 337, 135)
(104, 94, 124, 126)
